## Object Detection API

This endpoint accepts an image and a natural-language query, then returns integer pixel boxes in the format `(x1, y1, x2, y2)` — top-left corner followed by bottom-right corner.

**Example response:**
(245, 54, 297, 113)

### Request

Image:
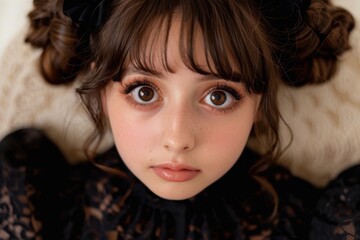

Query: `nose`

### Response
(161, 106, 196, 153)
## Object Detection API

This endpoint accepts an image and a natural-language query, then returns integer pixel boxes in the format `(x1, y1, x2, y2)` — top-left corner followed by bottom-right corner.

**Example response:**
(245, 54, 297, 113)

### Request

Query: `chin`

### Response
(147, 185, 203, 201)
(156, 192, 198, 201)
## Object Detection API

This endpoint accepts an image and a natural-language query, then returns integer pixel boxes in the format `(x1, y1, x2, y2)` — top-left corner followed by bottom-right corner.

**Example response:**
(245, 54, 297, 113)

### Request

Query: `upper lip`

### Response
(152, 163, 199, 171)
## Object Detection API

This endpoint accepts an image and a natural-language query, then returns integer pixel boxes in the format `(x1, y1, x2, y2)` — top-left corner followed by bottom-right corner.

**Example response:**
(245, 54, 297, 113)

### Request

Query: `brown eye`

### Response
(204, 90, 235, 108)
(131, 85, 158, 104)
(138, 86, 154, 101)
(210, 91, 227, 106)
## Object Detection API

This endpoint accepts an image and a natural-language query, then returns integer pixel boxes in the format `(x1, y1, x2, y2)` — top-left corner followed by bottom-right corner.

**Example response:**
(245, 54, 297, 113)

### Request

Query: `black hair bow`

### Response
(63, 0, 108, 34)
(63, 0, 109, 56)
(260, 0, 310, 30)
(259, 0, 311, 86)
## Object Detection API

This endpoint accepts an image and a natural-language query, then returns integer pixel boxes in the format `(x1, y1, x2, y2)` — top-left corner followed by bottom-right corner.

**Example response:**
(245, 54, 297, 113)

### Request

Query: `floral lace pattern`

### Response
(0, 137, 41, 239)
(0, 128, 69, 240)
(310, 165, 360, 240)
(0, 182, 40, 239)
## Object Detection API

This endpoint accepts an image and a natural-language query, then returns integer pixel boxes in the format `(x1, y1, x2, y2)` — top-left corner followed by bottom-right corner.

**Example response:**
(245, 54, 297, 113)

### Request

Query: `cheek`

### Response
(108, 111, 161, 163)
(103, 86, 157, 160)
(208, 110, 255, 151)
(111, 117, 147, 156)
(206, 121, 250, 162)
(202, 106, 258, 173)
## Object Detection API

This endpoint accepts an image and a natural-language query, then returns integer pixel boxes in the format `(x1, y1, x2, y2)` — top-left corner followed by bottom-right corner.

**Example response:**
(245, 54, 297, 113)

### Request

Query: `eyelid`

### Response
(121, 78, 160, 95)
(201, 83, 244, 113)
(209, 83, 244, 101)
(119, 77, 163, 111)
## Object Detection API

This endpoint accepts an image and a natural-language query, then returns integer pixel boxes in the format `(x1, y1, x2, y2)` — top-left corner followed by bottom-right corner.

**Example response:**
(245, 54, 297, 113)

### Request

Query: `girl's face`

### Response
(102, 20, 261, 200)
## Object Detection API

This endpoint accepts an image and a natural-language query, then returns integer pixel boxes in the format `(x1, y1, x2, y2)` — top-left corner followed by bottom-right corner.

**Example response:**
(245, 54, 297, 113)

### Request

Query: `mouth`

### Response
(151, 163, 200, 182)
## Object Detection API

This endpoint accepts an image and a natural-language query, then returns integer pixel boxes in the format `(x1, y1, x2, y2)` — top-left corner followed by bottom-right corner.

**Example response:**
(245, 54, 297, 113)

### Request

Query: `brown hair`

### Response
(25, 0, 82, 84)
(281, 0, 355, 86)
(25, 0, 355, 226)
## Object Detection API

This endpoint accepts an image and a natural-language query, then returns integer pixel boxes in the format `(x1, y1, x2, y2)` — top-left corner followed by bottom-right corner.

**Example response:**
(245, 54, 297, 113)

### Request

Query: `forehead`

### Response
(132, 16, 210, 72)
(126, 12, 246, 81)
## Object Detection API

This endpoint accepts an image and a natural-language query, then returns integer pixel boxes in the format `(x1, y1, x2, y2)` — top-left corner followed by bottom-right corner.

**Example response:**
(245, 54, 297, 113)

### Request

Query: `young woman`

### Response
(0, 0, 357, 239)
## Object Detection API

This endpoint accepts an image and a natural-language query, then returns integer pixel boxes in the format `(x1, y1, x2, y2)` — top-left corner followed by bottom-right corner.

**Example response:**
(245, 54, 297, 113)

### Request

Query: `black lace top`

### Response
(0, 128, 359, 240)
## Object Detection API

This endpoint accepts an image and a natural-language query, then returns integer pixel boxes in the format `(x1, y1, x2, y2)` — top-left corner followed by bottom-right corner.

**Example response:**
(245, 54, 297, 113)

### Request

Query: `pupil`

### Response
(139, 87, 154, 102)
(211, 91, 226, 105)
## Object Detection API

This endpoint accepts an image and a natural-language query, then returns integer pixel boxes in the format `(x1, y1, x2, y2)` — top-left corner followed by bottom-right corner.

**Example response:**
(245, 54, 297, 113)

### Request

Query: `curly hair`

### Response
(280, 0, 355, 86)
(25, 0, 82, 84)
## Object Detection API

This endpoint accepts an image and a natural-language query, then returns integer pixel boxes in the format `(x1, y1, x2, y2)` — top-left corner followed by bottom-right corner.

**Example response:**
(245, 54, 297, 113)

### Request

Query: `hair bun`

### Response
(282, 0, 355, 86)
(26, 0, 82, 85)
(25, 0, 55, 47)
(309, 1, 354, 55)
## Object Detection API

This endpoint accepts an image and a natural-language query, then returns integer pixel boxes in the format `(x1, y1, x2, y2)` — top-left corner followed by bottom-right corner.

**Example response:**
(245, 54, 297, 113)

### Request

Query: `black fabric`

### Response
(310, 165, 360, 239)
(0, 128, 359, 240)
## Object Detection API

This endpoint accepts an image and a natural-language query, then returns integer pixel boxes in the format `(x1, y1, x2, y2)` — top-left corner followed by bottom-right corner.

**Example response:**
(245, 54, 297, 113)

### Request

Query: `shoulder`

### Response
(0, 128, 70, 239)
(310, 164, 360, 239)
(262, 163, 321, 239)
(229, 148, 321, 238)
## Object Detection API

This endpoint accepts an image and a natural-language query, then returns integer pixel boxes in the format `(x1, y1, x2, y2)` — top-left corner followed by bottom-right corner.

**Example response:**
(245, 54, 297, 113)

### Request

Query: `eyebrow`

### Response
(123, 66, 241, 83)
(123, 67, 164, 78)
(124, 66, 164, 78)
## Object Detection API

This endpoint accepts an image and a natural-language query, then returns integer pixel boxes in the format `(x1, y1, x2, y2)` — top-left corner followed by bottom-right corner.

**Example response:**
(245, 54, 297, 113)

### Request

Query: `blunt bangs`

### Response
(95, 0, 276, 94)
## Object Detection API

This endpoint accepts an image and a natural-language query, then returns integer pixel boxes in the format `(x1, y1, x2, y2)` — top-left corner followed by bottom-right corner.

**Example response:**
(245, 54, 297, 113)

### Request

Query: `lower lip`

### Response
(152, 167, 200, 182)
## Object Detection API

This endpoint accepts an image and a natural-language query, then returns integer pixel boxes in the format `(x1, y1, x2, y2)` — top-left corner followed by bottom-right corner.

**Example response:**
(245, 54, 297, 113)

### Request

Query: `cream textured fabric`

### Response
(278, 25, 360, 186)
(0, 27, 114, 163)
(0, 1, 32, 59)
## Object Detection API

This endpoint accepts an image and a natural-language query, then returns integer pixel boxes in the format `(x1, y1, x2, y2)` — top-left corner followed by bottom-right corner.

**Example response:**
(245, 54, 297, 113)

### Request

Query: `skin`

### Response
(102, 19, 261, 200)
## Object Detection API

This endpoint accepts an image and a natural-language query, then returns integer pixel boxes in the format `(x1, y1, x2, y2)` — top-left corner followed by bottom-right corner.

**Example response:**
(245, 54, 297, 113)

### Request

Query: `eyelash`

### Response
(120, 79, 244, 113)
(204, 83, 244, 113)
(213, 83, 244, 101)
(121, 78, 159, 95)
(120, 78, 161, 110)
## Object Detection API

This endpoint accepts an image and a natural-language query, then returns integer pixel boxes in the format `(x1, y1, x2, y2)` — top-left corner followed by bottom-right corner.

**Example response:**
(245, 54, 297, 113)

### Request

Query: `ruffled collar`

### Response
(80, 147, 275, 240)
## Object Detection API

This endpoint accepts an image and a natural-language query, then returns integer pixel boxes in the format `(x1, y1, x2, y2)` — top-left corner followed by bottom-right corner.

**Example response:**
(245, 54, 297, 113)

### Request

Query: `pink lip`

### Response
(152, 163, 200, 182)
